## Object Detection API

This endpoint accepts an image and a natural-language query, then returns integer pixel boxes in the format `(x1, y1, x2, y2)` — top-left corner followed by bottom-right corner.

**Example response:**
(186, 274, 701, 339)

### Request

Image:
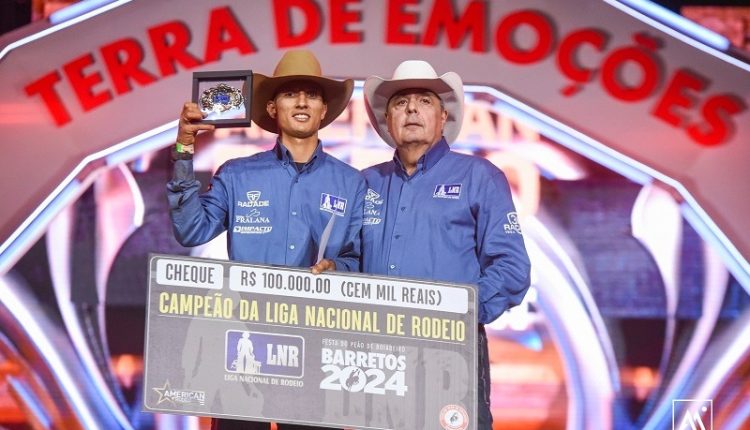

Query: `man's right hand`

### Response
(311, 259, 336, 275)
(177, 102, 215, 146)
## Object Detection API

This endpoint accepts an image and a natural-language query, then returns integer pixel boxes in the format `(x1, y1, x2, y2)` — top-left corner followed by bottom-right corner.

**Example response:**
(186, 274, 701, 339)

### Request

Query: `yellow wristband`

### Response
(175, 141, 195, 154)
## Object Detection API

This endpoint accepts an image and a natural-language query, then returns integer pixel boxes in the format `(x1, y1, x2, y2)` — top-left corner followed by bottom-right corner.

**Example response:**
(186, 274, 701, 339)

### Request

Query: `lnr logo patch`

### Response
(433, 184, 462, 199)
(320, 193, 347, 216)
(226, 330, 304, 378)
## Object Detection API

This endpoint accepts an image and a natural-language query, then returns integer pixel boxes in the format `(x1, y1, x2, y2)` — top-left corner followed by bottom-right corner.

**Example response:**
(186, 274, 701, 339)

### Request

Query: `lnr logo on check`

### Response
(673, 399, 712, 430)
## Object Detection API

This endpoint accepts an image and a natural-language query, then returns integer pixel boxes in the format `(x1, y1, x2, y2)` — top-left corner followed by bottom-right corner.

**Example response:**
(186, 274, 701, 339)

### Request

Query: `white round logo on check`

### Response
(439, 404, 469, 430)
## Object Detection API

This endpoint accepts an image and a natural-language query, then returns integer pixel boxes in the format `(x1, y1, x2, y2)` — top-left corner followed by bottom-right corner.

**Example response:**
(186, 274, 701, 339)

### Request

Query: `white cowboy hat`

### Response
(363, 60, 464, 148)
(252, 50, 353, 133)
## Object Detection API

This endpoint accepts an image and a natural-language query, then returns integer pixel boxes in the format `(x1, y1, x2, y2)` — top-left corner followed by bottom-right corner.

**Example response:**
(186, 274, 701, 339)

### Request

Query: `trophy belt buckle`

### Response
(200, 83, 244, 113)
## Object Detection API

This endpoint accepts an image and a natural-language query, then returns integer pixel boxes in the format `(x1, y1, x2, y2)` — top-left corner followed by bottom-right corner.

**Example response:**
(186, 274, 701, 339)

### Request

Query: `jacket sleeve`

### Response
(474, 166, 532, 324)
(331, 176, 366, 272)
(166, 159, 230, 247)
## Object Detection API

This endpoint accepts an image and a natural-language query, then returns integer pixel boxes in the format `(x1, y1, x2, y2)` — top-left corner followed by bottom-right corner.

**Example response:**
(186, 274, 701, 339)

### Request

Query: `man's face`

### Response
(386, 89, 447, 148)
(266, 81, 327, 139)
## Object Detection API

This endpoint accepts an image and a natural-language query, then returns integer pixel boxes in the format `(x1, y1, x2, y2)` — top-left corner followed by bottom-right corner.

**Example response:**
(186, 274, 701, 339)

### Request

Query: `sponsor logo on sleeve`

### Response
(320, 193, 347, 216)
(503, 212, 523, 234)
(433, 184, 462, 199)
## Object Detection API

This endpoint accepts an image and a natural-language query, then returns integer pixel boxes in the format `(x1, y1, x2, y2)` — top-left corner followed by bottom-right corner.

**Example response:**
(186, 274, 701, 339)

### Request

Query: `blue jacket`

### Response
(361, 138, 531, 323)
(167, 141, 366, 271)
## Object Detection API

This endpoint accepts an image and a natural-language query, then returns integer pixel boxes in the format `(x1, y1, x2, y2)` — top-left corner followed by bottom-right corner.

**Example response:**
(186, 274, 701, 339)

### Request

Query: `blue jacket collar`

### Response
(273, 139, 325, 170)
(393, 137, 449, 176)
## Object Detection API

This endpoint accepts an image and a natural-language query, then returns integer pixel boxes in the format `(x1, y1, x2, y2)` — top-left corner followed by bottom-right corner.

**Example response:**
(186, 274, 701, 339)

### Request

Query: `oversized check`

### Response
(143, 254, 477, 430)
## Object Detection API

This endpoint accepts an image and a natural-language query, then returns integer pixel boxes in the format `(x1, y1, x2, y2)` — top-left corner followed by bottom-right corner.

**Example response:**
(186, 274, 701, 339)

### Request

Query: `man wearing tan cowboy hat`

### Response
(167, 50, 362, 430)
(361, 60, 531, 429)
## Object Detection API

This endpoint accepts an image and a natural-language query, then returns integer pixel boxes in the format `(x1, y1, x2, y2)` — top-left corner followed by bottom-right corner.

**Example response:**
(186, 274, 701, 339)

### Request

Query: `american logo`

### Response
(320, 193, 347, 216)
(433, 184, 462, 199)
(152, 381, 205, 406)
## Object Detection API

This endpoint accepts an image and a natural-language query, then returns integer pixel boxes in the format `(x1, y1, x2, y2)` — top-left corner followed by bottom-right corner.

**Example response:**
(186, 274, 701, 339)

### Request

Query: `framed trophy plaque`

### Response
(192, 70, 252, 128)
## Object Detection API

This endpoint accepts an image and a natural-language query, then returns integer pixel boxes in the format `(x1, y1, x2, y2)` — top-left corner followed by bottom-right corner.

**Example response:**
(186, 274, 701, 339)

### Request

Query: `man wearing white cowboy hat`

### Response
(167, 50, 363, 430)
(361, 60, 531, 429)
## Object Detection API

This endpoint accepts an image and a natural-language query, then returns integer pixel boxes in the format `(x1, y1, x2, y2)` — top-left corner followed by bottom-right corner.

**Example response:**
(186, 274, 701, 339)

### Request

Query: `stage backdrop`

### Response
(0, 0, 748, 282)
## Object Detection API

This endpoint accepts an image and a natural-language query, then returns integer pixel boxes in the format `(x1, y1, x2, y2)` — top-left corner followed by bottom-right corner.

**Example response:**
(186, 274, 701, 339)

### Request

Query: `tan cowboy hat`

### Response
(252, 50, 353, 133)
(364, 60, 464, 148)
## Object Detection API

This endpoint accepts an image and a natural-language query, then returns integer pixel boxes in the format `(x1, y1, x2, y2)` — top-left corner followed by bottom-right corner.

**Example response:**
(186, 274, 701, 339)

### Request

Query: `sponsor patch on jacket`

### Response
(233, 226, 273, 234)
(364, 188, 383, 225)
(503, 212, 522, 234)
(433, 184, 462, 199)
(365, 188, 383, 207)
(320, 193, 347, 216)
(237, 190, 270, 208)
